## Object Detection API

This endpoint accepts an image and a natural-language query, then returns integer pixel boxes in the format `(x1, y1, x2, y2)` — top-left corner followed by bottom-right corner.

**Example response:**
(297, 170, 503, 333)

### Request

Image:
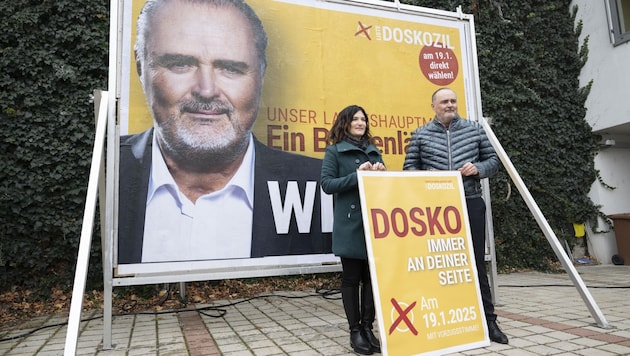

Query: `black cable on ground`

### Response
(0, 284, 340, 343)
(0, 315, 102, 342)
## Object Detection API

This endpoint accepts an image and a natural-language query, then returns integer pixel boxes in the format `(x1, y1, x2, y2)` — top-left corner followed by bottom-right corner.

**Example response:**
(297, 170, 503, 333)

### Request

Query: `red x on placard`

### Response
(389, 298, 418, 335)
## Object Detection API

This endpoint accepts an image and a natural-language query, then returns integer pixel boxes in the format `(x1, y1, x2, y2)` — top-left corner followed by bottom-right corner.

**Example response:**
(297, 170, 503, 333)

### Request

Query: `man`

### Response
(403, 87, 509, 344)
(118, 0, 331, 264)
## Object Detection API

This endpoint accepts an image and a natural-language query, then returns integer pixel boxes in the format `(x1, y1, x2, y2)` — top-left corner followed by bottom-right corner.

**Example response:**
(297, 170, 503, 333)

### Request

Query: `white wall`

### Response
(572, 0, 630, 264)
(573, 1, 630, 133)
(588, 148, 630, 264)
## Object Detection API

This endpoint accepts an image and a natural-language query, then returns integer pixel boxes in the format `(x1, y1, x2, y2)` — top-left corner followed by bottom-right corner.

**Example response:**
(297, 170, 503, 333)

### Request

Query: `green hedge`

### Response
(0, 0, 601, 293)
(0, 1, 109, 292)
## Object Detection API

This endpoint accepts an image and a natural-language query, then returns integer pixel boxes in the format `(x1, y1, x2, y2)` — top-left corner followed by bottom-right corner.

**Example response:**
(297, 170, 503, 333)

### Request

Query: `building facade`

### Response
(571, 0, 630, 264)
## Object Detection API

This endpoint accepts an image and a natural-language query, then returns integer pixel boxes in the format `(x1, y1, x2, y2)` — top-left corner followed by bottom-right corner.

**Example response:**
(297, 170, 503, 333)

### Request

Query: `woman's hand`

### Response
(358, 162, 386, 171)
(371, 162, 386, 171)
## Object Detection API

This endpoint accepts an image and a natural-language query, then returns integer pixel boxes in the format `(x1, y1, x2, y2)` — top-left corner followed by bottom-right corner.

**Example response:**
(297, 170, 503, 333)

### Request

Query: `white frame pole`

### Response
(101, 0, 122, 349)
(483, 178, 500, 305)
(63, 91, 109, 355)
(481, 118, 610, 329)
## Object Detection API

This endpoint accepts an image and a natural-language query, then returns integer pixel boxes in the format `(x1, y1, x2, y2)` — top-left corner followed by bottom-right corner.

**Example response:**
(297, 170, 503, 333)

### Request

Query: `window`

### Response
(608, 0, 630, 45)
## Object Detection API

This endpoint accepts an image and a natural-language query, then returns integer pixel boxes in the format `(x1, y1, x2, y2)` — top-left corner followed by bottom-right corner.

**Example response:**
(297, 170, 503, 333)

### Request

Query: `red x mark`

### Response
(389, 298, 418, 335)
(355, 21, 372, 40)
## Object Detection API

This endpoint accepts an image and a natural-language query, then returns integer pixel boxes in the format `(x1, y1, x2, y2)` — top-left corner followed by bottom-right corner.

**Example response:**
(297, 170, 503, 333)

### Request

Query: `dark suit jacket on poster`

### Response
(118, 128, 332, 264)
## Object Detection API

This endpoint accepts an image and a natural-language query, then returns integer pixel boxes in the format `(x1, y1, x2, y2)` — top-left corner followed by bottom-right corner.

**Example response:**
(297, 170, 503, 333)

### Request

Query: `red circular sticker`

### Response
(418, 45, 459, 86)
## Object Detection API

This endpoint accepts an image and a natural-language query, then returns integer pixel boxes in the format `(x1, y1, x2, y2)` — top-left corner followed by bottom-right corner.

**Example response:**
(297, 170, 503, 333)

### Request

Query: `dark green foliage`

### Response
(0, 0, 601, 293)
(0, 1, 109, 291)
(408, 0, 600, 270)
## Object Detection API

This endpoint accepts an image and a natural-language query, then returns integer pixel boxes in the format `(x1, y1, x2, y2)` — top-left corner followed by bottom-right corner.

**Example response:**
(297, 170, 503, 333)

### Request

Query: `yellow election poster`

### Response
(121, 0, 471, 170)
(357, 171, 490, 355)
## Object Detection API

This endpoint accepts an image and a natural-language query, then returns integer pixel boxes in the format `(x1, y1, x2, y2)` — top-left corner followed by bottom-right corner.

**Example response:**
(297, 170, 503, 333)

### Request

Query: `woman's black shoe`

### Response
(350, 327, 373, 355)
(362, 327, 380, 353)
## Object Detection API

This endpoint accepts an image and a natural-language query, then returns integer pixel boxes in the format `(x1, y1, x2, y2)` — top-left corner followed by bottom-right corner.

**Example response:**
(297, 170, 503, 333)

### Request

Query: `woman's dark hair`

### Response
(327, 105, 372, 145)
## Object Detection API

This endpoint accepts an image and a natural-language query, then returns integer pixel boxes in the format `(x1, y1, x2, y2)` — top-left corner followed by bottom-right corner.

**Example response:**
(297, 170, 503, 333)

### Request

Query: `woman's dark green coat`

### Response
(320, 140, 384, 260)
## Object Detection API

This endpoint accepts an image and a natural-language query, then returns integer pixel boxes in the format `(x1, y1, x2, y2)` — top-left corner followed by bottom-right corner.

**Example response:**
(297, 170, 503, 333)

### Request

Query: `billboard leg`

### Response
(481, 118, 610, 329)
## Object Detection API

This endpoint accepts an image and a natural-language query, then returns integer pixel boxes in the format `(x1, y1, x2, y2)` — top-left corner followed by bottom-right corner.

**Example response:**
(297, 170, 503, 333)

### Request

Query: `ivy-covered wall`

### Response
(0, 1, 109, 291)
(0, 0, 600, 293)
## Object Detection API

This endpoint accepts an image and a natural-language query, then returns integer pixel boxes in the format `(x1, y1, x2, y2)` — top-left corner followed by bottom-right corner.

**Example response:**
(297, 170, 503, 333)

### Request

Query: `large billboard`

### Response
(113, 0, 479, 276)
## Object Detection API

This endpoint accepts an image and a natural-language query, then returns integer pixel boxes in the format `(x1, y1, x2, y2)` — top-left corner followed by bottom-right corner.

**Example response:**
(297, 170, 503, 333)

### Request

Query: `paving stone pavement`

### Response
(1, 265, 630, 355)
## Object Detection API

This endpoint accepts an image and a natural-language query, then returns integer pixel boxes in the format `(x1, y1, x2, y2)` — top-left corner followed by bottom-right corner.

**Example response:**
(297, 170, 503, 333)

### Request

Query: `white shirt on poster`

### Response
(141, 134, 255, 263)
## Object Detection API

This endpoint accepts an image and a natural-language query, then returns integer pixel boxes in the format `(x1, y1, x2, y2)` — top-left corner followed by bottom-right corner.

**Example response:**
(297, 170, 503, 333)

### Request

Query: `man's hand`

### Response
(458, 162, 478, 176)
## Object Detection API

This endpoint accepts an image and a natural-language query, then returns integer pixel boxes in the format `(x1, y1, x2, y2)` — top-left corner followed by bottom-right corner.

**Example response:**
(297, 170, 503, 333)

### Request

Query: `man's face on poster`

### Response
(137, 1, 264, 161)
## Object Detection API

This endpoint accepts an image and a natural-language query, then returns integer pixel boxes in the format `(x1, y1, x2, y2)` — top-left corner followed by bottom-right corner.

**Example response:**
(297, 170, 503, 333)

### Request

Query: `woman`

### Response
(320, 105, 385, 355)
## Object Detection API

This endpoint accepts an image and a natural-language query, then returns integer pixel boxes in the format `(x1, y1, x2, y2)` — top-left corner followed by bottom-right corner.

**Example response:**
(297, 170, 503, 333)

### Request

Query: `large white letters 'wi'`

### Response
(267, 181, 318, 234)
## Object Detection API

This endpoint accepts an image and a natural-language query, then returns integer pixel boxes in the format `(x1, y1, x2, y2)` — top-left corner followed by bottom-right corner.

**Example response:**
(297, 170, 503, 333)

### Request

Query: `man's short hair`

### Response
(135, 0, 268, 74)
(431, 87, 455, 103)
